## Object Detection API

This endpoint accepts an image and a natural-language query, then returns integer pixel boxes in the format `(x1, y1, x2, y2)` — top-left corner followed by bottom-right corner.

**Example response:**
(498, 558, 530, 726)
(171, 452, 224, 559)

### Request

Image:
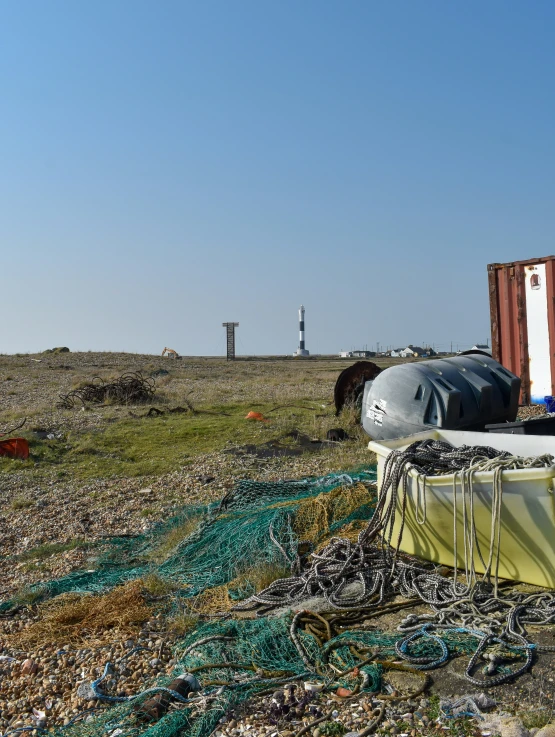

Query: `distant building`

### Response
(399, 345, 436, 358)
(338, 350, 376, 358)
(399, 345, 424, 358)
(352, 350, 376, 358)
(471, 344, 492, 355)
(389, 348, 404, 357)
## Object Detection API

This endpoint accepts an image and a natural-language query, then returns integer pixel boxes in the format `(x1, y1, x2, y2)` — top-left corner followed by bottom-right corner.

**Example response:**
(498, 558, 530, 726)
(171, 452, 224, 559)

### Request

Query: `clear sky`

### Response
(2, 1, 555, 355)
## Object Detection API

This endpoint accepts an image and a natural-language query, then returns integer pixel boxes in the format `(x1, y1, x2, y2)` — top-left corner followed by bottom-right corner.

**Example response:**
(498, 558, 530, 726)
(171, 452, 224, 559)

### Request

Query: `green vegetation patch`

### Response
(0, 402, 341, 479)
(15, 539, 89, 562)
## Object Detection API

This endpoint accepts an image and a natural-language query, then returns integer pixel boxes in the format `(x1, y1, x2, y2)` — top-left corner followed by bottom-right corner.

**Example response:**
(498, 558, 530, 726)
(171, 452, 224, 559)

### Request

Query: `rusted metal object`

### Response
(334, 361, 382, 415)
(488, 256, 555, 404)
(135, 673, 200, 722)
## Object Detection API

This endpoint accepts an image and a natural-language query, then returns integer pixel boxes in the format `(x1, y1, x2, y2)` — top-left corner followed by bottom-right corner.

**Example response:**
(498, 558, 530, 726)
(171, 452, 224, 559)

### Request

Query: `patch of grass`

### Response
(16, 539, 88, 562)
(21, 560, 48, 573)
(139, 508, 156, 518)
(235, 561, 291, 593)
(427, 696, 480, 737)
(10, 496, 34, 510)
(12, 585, 47, 608)
(521, 710, 551, 730)
(167, 612, 199, 636)
(148, 515, 203, 563)
(428, 694, 441, 721)
(0, 399, 355, 480)
(320, 722, 346, 737)
(140, 573, 177, 597)
(0, 355, 387, 482)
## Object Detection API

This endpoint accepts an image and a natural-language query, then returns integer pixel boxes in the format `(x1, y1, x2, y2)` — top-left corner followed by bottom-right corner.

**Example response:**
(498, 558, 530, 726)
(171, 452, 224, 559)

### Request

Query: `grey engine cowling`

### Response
(362, 354, 520, 441)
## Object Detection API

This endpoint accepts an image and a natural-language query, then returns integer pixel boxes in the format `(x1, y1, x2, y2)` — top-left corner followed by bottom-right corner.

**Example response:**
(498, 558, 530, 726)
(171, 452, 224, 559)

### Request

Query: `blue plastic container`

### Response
(545, 396, 555, 413)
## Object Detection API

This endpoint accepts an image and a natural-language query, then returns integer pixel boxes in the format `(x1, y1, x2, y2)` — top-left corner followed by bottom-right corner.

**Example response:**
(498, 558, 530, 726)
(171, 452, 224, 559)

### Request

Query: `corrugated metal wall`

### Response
(488, 256, 555, 405)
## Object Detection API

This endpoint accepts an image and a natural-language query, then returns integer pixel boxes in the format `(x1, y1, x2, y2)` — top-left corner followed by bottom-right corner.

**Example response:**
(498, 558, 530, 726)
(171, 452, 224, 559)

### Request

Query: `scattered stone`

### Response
(536, 726, 555, 737)
(482, 716, 529, 737)
(474, 693, 496, 711)
(20, 658, 38, 675)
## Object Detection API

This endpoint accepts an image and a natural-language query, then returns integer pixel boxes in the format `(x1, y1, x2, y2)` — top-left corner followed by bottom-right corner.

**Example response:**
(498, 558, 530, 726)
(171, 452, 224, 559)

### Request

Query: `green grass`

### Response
(11, 585, 47, 607)
(10, 496, 34, 510)
(0, 354, 386, 485)
(0, 402, 351, 480)
(320, 722, 346, 737)
(521, 709, 552, 730)
(426, 695, 482, 737)
(140, 573, 178, 597)
(15, 539, 89, 562)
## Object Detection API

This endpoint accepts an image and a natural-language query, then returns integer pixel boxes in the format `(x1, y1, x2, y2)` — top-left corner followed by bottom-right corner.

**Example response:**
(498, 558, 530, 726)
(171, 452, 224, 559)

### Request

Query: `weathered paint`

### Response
(525, 263, 551, 402)
(488, 256, 555, 405)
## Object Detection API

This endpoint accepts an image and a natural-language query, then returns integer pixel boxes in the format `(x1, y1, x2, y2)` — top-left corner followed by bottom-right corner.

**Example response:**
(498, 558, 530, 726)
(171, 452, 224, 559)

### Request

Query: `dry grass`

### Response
(11, 580, 151, 648)
(147, 515, 203, 564)
(140, 573, 178, 597)
(10, 496, 34, 510)
(233, 561, 291, 594)
(167, 612, 199, 636)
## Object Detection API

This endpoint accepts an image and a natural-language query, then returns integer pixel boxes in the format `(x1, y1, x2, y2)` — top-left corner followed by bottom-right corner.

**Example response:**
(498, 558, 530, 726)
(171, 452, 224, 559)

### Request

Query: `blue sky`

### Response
(2, 1, 555, 355)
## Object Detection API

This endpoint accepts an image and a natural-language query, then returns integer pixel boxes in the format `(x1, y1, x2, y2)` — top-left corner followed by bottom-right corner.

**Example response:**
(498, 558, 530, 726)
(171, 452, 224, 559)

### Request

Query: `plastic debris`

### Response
(440, 693, 496, 720)
(336, 687, 352, 697)
(0, 437, 29, 460)
(245, 411, 268, 421)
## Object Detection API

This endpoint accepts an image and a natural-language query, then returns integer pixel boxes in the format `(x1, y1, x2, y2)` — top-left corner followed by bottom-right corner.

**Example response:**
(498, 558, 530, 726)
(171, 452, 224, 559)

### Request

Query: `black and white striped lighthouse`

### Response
(295, 305, 310, 356)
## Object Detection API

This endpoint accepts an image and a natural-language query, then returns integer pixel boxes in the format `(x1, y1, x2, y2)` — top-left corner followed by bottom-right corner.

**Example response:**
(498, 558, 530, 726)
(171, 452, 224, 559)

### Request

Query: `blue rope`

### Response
(395, 623, 537, 685)
(91, 662, 199, 703)
(396, 625, 449, 669)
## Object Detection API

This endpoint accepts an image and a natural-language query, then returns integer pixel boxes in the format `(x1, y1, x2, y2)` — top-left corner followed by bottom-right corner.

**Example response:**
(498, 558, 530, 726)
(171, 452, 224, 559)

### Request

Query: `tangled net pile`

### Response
(57, 372, 156, 408)
(2, 468, 384, 737)
(49, 613, 441, 737)
(5, 441, 555, 737)
(1, 469, 378, 612)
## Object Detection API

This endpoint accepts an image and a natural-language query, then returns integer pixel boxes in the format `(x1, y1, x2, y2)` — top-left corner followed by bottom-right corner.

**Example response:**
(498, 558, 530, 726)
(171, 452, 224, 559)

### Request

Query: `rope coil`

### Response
(239, 439, 555, 685)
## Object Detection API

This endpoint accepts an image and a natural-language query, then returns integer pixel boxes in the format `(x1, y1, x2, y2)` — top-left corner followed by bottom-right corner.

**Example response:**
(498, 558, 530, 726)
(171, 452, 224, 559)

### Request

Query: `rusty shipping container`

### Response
(488, 256, 555, 405)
